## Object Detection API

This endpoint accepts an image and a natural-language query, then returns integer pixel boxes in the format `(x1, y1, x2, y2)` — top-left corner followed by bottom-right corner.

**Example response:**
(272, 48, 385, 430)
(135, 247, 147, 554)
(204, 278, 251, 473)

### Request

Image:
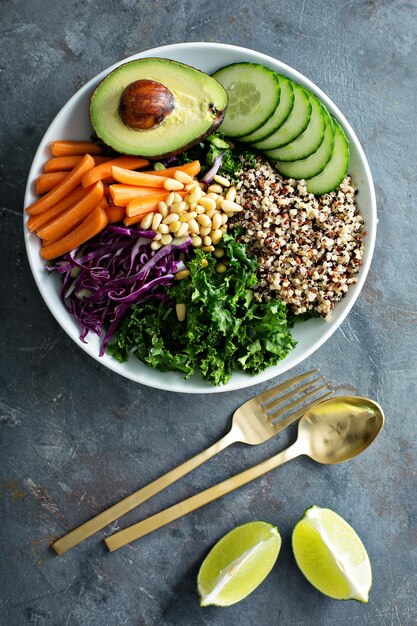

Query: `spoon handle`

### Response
(52, 432, 236, 555)
(105, 441, 303, 552)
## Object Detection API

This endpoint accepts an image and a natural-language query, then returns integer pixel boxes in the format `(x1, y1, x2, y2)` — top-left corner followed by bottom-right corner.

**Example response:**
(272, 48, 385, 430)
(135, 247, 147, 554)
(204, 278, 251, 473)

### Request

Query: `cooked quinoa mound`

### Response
(231, 157, 365, 319)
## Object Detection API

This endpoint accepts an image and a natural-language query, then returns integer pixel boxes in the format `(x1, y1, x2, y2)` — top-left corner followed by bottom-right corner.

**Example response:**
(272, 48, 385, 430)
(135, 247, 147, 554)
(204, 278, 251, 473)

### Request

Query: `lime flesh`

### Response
(292, 506, 372, 602)
(197, 521, 281, 607)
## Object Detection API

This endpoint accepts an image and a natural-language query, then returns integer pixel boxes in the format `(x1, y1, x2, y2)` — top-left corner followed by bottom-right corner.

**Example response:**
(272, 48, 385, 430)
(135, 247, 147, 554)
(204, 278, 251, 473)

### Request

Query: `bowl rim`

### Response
(23, 42, 377, 394)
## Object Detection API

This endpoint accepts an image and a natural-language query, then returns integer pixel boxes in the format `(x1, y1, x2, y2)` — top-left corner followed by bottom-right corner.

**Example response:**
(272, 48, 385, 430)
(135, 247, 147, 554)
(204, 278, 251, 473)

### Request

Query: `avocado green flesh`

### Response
(90, 58, 228, 157)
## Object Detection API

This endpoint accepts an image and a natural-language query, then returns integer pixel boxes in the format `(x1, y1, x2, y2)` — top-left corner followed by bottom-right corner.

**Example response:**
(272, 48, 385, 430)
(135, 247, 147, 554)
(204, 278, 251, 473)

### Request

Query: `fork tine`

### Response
(255, 369, 319, 406)
(272, 390, 334, 434)
(269, 383, 330, 422)
(262, 376, 324, 412)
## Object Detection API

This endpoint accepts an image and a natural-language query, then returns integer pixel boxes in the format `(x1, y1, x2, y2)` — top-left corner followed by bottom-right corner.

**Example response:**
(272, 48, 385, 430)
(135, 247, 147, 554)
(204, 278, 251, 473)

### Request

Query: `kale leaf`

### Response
(108, 234, 296, 385)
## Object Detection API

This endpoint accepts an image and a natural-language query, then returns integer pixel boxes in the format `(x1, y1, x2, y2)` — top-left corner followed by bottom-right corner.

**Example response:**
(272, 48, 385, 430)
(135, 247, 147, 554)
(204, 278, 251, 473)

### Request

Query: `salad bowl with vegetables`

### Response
(24, 43, 376, 393)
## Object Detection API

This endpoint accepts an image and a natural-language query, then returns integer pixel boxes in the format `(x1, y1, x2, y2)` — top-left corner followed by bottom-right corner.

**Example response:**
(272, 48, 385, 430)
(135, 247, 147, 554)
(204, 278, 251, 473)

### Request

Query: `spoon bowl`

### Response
(298, 396, 385, 464)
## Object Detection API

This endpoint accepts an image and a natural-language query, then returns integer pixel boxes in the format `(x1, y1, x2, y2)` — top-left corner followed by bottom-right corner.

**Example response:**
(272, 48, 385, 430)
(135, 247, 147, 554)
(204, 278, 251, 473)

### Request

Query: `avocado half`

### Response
(90, 58, 228, 159)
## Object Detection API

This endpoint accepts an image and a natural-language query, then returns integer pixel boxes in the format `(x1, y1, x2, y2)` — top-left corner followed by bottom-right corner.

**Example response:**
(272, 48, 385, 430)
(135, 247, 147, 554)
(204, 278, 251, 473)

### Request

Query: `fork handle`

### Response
(52, 430, 236, 555)
(104, 441, 302, 552)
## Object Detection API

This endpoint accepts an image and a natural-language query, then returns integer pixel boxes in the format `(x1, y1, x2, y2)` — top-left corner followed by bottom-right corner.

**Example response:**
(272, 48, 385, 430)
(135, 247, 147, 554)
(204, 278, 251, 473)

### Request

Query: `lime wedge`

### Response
(292, 506, 372, 602)
(197, 521, 281, 607)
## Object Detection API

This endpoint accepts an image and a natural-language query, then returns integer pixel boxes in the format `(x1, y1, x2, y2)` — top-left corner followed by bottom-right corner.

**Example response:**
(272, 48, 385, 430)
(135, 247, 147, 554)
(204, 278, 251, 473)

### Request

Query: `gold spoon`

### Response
(105, 396, 384, 552)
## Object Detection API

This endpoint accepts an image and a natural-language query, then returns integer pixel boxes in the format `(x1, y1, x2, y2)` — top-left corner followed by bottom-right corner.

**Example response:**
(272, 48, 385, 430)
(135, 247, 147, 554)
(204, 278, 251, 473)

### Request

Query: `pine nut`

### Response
(158, 223, 170, 234)
(189, 187, 203, 204)
(163, 178, 184, 191)
(153, 232, 162, 241)
(162, 213, 179, 225)
(158, 201, 169, 217)
(201, 245, 214, 252)
(199, 196, 216, 212)
(197, 214, 211, 228)
(208, 184, 223, 194)
(216, 262, 227, 273)
(222, 213, 228, 224)
(174, 170, 193, 184)
(185, 181, 198, 191)
(211, 229, 223, 245)
(175, 269, 190, 280)
(174, 192, 183, 203)
(213, 247, 225, 258)
(213, 174, 230, 187)
(165, 191, 175, 207)
(203, 235, 212, 246)
(216, 196, 224, 209)
(191, 235, 202, 247)
(169, 220, 181, 233)
(200, 225, 211, 237)
(206, 208, 217, 219)
(175, 302, 186, 321)
(212, 212, 223, 230)
(188, 218, 199, 234)
(226, 186, 237, 202)
(176, 222, 189, 237)
(221, 199, 242, 212)
(170, 202, 185, 214)
(140, 212, 154, 229)
(206, 192, 219, 201)
(151, 240, 161, 250)
(161, 234, 173, 246)
(220, 224, 227, 233)
(196, 205, 205, 214)
(180, 211, 198, 222)
(152, 213, 162, 230)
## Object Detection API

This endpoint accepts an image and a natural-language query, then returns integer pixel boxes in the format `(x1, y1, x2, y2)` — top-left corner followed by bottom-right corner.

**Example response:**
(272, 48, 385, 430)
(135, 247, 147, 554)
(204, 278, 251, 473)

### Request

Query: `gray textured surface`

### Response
(1, 0, 416, 624)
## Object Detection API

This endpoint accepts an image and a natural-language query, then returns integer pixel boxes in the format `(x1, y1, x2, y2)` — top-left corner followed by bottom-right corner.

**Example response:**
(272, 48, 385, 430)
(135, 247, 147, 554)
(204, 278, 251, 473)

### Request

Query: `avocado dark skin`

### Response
(89, 57, 228, 159)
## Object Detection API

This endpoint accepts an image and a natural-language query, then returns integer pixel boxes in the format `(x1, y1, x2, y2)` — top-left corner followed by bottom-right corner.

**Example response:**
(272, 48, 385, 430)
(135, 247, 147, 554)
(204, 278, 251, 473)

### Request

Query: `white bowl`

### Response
(24, 42, 376, 394)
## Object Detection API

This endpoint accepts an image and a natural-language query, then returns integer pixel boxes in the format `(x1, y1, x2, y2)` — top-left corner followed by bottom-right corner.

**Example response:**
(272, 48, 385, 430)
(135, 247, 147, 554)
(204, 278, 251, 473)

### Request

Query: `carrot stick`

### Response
(124, 213, 154, 226)
(41, 207, 109, 260)
(36, 171, 68, 194)
(50, 141, 103, 157)
(106, 205, 126, 223)
(45, 155, 112, 172)
(97, 196, 109, 209)
(37, 181, 104, 241)
(26, 154, 95, 215)
(110, 184, 170, 207)
(27, 186, 87, 232)
(82, 156, 149, 188)
(143, 160, 201, 178)
(111, 166, 168, 187)
(125, 194, 169, 218)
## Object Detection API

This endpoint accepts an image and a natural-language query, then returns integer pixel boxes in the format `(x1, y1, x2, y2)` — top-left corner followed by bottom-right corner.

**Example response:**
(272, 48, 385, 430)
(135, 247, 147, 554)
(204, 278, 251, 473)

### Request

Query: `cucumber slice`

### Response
(212, 63, 280, 137)
(274, 116, 335, 180)
(253, 83, 312, 150)
(305, 120, 349, 194)
(265, 94, 326, 161)
(239, 75, 294, 143)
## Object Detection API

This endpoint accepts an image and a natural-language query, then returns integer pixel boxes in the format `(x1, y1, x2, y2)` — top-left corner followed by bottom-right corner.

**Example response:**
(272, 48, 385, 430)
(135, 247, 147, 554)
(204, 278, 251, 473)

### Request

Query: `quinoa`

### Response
(229, 157, 365, 319)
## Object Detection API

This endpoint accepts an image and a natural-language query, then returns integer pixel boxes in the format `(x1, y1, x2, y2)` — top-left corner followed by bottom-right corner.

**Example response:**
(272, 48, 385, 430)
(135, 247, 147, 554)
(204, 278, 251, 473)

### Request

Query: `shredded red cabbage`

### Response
(47, 226, 191, 356)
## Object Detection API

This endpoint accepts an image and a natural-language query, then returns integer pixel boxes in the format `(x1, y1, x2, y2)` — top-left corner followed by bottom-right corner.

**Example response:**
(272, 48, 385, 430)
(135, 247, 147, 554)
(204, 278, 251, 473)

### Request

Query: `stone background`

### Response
(1, 0, 416, 624)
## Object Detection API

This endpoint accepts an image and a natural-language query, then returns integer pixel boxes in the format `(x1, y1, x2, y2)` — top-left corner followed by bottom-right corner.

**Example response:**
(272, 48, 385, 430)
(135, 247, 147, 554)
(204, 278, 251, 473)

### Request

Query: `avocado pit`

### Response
(118, 79, 175, 131)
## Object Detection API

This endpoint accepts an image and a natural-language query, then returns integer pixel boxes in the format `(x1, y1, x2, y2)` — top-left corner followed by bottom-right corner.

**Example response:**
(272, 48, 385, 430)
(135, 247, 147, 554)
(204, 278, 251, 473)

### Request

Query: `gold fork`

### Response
(52, 369, 331, 555)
